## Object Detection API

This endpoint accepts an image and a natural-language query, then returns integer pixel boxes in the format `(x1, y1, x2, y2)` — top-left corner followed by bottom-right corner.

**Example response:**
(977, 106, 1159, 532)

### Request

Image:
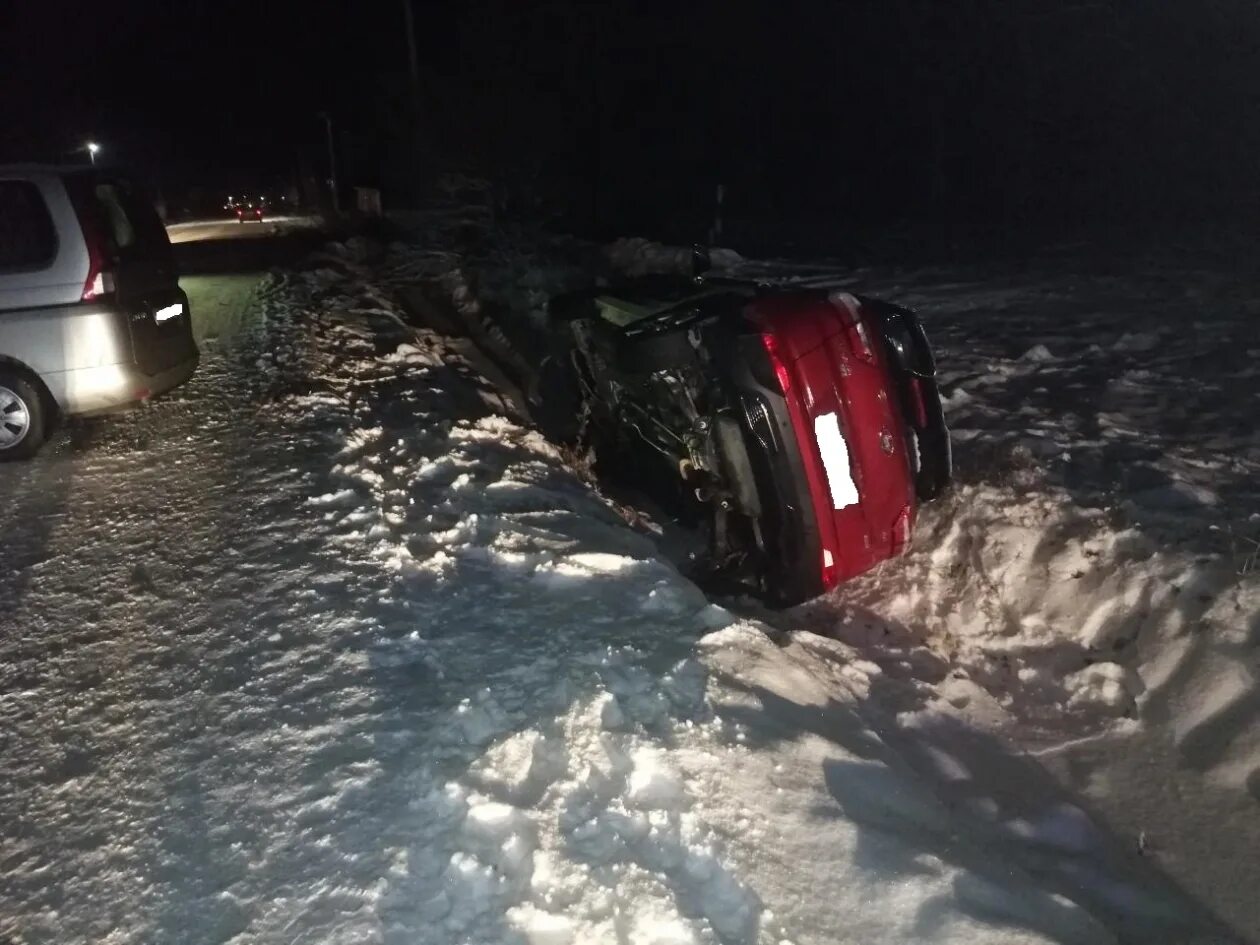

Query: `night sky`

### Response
(6, 0, 1260, 234)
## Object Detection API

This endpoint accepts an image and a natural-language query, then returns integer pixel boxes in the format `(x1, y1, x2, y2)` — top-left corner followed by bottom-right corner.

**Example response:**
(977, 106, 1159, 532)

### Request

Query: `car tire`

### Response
(531, 350, 585, 443)
(0, 372, 46, 461)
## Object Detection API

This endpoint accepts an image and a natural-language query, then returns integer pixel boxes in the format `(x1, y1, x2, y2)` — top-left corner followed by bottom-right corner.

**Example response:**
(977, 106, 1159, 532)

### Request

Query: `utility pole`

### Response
(318, 112, 339, 214)
(401, 0, 425, 201)
(401, 0, 422, 119)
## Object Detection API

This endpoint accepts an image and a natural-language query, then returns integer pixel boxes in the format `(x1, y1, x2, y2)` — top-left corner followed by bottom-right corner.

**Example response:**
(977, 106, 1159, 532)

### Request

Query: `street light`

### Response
(86, 142, 100, 166)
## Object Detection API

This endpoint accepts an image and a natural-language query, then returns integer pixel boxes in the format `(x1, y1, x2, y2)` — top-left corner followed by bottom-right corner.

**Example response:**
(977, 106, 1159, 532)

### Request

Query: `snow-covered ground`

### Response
(0, 224, 1251, 944)
(378, 215, 1260, 940)
(789, 255, 1260, 937)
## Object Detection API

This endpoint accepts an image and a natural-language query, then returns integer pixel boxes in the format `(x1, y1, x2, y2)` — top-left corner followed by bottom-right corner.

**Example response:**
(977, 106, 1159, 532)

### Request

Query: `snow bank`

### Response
(218, 259, 1230, 944)
(347, 220, 1254, 939)
(4, 202, 1250, 945)
(829, 480, 1251, 726)
(789, 260, 1260, 937)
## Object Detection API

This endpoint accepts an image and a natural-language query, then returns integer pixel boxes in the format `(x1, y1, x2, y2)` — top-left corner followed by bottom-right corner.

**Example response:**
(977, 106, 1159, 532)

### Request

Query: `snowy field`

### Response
(0, 224, 1253, 944)
(796, 251, 1260, 936)
(382, 219, 1260, 940)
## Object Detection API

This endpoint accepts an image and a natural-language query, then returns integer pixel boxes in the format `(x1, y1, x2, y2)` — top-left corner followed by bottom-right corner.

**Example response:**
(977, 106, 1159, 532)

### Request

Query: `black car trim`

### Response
(858, 296, 952, 500)
(723, 337, 825, 605)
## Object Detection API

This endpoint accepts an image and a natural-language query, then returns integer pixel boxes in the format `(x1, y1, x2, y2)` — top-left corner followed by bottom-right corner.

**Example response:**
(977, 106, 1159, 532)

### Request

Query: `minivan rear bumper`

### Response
(43, 351, 199, 416)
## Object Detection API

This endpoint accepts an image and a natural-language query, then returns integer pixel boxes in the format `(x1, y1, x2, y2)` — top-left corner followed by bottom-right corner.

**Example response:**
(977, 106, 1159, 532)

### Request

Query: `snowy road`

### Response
(0, 270, 351, 941)
(166, 215, 322, 245)
(0, 237, 1243, 944)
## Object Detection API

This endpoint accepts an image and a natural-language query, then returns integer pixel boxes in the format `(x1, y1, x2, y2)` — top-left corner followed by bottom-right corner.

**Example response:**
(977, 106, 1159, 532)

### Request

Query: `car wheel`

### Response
(531, 351, 585, 442)
(0, 372, 46, 460)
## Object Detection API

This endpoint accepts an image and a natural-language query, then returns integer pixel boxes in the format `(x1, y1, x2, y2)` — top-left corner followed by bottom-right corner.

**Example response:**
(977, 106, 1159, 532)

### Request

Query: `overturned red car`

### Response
(545, 260, 950, 606)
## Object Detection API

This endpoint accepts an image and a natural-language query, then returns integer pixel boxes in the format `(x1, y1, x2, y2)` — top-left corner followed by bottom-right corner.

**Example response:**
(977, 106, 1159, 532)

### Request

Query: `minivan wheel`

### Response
(0, 373, 45, 460)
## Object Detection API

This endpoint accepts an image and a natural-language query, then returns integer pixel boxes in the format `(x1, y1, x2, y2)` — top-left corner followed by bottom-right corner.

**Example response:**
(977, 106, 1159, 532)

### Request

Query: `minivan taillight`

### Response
(77, 209, 115, 301)
(83, 268, 116, 301)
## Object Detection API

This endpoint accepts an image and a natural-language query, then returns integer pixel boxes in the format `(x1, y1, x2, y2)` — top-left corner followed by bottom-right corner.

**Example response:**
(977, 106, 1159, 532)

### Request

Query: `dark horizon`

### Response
(7, 0, 1260, 234)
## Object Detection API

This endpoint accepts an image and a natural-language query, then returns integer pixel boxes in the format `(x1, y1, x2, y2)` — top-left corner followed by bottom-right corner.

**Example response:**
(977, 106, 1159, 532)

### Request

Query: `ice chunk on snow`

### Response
(534, 552, 643, 589)
(508, 905, 575, 945)
(624, 898, 700, 945)
(464, 799, 528, 842)
(626, 751, 687, 810)
(1020, 343, 1055, 362)
(565, 551, 640, 573)
(1064, 662, 1140, 716)
(306, 488, 359, 507)
(462, 799, 535, 886)
(441, 851, 504, 923)
(455, 692, 508, 745)
(1112, 331, 1160, 353)
(467, 730, 566, 804)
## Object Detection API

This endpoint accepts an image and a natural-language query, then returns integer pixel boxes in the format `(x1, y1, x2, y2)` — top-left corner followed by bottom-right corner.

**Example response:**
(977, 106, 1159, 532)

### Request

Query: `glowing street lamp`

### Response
(86, 142, 100, 165)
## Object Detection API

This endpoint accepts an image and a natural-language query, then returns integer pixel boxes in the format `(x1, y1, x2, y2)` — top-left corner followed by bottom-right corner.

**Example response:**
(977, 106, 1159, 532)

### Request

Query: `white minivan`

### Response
(0, 165, 198, 458)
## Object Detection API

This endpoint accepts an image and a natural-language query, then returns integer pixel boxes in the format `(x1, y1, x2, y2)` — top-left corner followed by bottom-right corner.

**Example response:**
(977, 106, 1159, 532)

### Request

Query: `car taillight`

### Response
(761, 332, 792, 393)
(821, 547, 840, 589)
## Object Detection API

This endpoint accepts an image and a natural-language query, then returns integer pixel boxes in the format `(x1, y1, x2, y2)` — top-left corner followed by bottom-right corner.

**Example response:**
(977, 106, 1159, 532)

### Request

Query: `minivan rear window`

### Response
(0, 180, 57, 272)
(94, 183, 136, 250)
(64, 172, 170, 260)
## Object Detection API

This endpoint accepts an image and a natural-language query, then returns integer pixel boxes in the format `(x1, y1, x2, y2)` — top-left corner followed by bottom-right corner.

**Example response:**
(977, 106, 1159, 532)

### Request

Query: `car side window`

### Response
(94, 183, 136, 251)
(0, 180, 57, 272)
